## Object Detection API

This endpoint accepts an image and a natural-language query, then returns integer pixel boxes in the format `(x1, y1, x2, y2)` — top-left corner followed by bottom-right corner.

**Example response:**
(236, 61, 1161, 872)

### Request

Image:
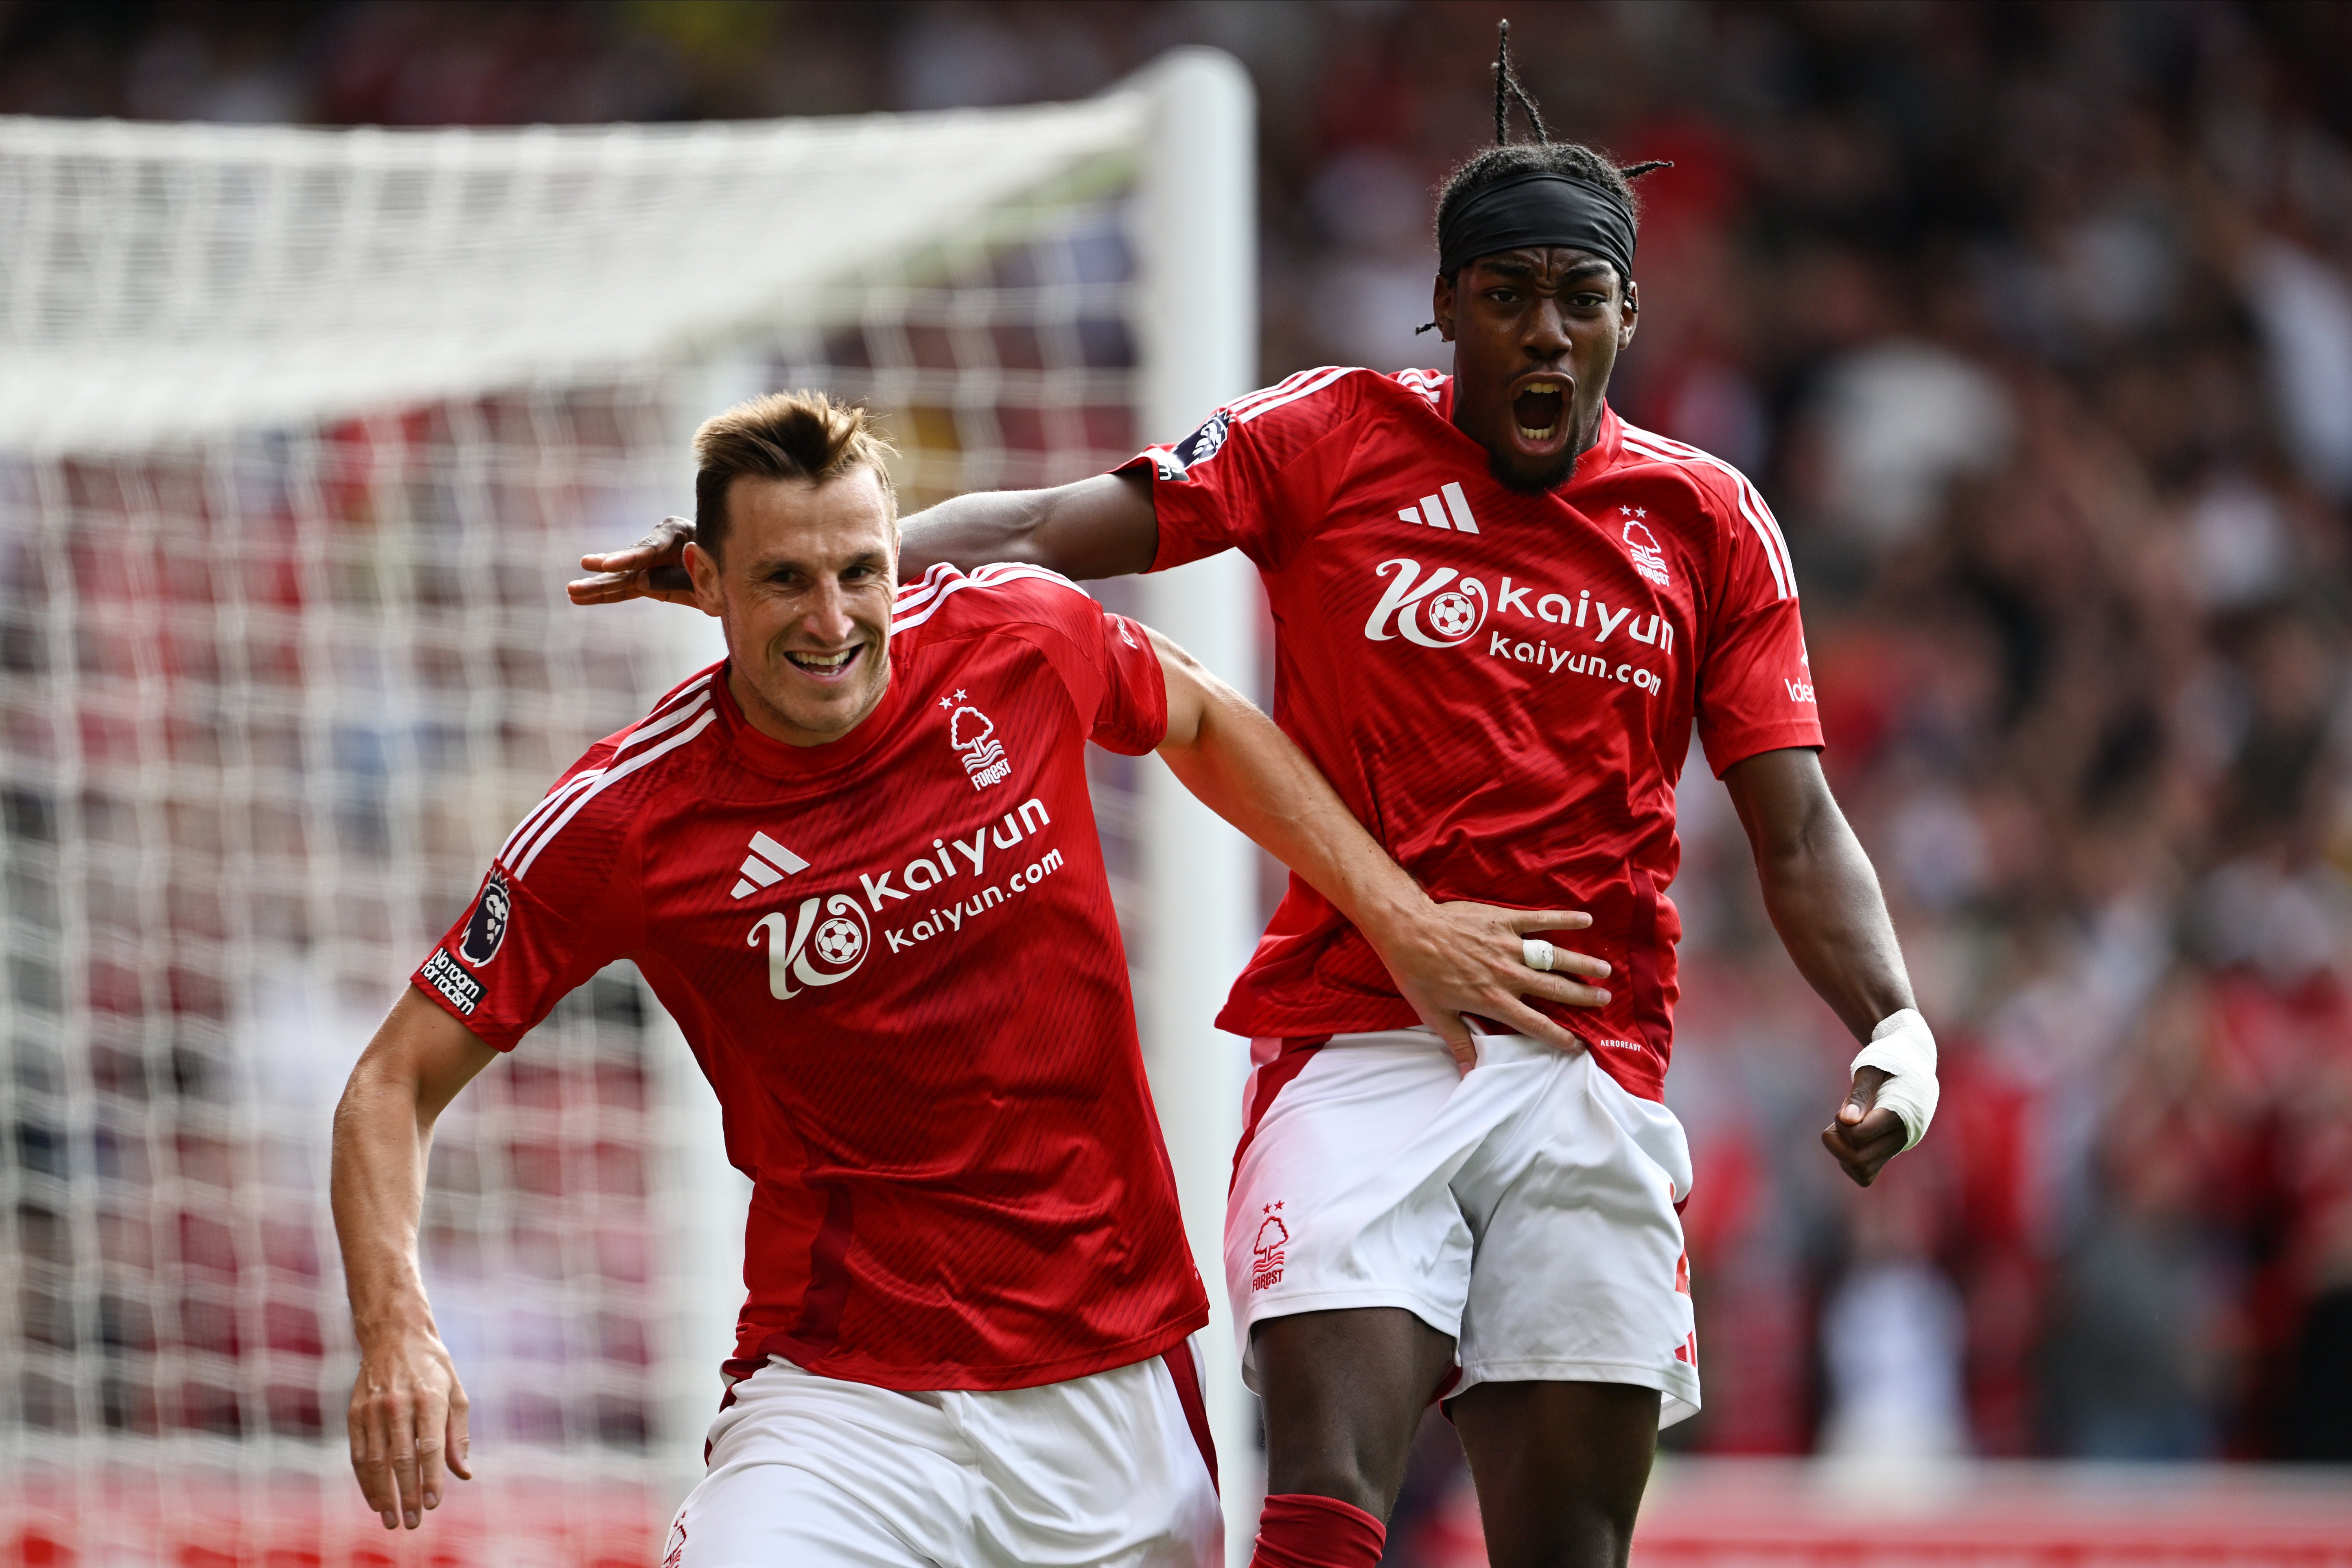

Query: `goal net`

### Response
(0, 53, 1258, 1565)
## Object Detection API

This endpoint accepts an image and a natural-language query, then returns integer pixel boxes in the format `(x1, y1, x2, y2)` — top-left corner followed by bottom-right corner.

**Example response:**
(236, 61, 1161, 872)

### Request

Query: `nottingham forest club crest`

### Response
(941, 691, 1012, 790)
(1620, 507, 1671, 588)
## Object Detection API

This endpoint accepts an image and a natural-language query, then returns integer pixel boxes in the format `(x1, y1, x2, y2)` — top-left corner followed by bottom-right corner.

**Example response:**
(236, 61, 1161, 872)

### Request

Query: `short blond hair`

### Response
(693, 391, 897, 557)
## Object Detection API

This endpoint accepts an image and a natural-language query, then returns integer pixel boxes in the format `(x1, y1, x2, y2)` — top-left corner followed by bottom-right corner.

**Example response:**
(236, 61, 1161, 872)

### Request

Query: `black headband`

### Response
(1438, 170, 1637, 285)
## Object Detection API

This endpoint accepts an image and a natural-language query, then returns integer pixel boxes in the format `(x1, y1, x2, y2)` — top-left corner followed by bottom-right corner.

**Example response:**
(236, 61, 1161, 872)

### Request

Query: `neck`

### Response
(726, 658, 886, 748)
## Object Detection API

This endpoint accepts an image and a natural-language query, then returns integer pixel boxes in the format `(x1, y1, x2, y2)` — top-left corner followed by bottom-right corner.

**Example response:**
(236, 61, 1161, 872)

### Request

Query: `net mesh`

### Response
(0, 102, 1155, 1564)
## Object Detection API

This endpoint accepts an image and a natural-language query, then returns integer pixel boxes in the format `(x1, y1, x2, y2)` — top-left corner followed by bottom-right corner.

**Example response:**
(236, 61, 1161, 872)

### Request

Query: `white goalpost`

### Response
(0, 52, 1261, 1564)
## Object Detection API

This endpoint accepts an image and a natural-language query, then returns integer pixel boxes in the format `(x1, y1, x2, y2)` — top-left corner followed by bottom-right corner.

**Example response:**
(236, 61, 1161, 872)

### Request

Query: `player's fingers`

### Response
(565, 572, 633, 604)
(1512, 970, 1612, 1009)
(1547, 949, 1612, 983)
(1820, 1123, 1884, 1185)
(416, 1390, 449, 1515)
(581, 520, 691, 569)
(390, 1396, 425, 1529)
(1839, 1065, 1889, 1127)
(447, 1384, 473, 1482)
(1500, 908, 1594, 933)
(1420, 1010, 1477, 1073)
(1841, 1105, 1906, 1151)
(646, 564, 695, 597)
(1492, 1001, 1580, 1054)
(350, 1390, 397, 1526)
(1820, 1117, 1906, 1186)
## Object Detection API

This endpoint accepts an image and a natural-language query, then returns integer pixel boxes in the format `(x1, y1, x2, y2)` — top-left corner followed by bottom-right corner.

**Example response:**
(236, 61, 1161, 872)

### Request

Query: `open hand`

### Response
(1821, 1066, 1905, 1186)
(348, 1326, 472, 1531)
(1365, 902, 1612, 1072)
(567, 516, 699, 607)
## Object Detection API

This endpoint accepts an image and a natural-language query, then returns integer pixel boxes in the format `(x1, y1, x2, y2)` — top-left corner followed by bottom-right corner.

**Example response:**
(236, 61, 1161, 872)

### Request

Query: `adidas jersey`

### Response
(411, 564, 1207, 1392)
(1123, 370, 1821, 1102)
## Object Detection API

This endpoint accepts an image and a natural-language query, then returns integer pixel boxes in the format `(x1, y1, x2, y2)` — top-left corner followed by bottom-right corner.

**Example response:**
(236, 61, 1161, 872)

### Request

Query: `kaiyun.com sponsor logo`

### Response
(1364, 555, 1676, 695)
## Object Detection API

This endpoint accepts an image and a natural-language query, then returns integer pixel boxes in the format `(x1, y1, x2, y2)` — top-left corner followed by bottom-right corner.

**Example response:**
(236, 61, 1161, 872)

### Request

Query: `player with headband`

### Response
(575, 23, 1939, 1568)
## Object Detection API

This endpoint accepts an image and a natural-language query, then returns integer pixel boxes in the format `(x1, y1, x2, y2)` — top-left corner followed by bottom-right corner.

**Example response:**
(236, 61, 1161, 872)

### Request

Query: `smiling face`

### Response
(685, 467, 897, 746)
(1433, 246, 1639, 493)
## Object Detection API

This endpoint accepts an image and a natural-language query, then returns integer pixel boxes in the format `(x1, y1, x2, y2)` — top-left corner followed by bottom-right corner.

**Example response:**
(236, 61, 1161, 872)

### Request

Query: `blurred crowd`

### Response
(8, 0, 2352, 1497)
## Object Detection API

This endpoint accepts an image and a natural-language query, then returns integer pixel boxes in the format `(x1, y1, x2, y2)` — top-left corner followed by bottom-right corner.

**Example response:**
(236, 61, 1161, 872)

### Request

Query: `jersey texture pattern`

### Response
(412, 564, 1207, 1392)
(1125, 369, 1822, 1101)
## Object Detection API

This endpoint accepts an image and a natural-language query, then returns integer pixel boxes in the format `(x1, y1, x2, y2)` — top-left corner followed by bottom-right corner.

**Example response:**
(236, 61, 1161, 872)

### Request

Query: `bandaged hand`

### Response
(1849, 1007, 1938, 1152)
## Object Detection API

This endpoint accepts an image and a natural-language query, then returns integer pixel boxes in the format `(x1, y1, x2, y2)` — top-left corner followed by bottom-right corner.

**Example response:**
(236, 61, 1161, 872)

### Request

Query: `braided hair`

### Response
(1432, 20, 1670, 286)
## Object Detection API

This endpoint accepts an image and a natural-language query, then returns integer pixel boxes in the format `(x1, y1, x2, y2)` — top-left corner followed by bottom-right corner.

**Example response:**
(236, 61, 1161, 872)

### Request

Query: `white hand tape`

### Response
(1848, 1006, 1939, 1152)
(1522, 938, 1555, 973)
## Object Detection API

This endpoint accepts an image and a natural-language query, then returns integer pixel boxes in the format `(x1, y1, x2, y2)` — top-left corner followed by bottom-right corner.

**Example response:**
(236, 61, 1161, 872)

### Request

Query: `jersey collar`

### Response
(1557, 403, 1628, 494)
(712, 649, 908, 778)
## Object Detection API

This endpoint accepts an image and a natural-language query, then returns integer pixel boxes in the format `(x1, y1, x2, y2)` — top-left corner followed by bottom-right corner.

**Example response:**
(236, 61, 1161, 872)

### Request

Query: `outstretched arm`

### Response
(1721, 746, 1923, 1186)
(331, 988, 499, 1531)
(1148, 626, 1611, 1071)
(568, 471, 1160, 605)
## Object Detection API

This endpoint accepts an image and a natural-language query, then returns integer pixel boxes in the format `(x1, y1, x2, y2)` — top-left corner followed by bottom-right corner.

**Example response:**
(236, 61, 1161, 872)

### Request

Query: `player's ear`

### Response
(683, 540, 725, 618)
(1619, 278, 1639, 349)
(1431, 272, 1458, 342)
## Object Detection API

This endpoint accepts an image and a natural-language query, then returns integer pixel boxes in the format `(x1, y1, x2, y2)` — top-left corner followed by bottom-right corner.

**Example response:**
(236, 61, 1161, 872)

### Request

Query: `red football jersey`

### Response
(1126, 369, 1822, 1101)
(411, 564, 1208, 1392)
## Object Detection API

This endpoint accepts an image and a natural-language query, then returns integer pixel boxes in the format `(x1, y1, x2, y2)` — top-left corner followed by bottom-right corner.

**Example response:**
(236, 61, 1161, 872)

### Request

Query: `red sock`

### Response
(1248, 1492, 1387, 1568)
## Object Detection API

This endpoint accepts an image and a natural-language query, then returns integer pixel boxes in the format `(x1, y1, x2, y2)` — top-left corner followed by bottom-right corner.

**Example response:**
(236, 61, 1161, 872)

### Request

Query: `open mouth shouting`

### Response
(1510, 376, 1570, 449)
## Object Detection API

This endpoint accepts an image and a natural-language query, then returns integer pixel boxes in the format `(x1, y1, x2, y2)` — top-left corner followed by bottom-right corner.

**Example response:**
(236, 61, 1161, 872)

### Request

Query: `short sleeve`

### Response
(411, 753, 637, 1050)
(1694, 488, 1825, 777)
(1116, 368, 1366, 574)
(991, 571, 1169, 757)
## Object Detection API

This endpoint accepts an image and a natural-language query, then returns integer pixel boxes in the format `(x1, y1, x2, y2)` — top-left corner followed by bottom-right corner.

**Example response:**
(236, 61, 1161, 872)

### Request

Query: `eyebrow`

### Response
(749, 547, 890, 576)
(1479, 255, 1614, 282)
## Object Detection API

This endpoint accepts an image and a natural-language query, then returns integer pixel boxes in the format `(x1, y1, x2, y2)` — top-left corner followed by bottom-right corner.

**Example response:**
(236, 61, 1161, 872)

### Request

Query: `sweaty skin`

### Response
(566, 249, 1921, 1568)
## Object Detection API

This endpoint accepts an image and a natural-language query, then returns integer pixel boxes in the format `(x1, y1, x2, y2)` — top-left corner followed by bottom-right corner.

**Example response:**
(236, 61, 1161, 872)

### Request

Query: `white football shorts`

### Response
(663, 1343, 1221, 1568)
(1226, 1028, 1700, 1426)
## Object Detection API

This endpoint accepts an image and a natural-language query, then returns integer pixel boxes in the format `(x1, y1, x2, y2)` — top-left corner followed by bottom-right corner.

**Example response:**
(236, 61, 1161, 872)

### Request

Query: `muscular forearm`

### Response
(331, 1061, 438, 1343)
(1757, 830, 1912, 1037)
(334, 991, 492, 1529)
(1157, 669, 1424, 936)
(899, 472, 1157, 580)
(1747, 790, 1913, 1040)
(331, 990, 489, 1343)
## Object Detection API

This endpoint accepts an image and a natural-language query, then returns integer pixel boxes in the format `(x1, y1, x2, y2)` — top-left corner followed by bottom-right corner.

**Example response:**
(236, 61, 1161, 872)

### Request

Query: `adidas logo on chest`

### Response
(731, 831, 807, 899)
(1394, 481, 1481, 534)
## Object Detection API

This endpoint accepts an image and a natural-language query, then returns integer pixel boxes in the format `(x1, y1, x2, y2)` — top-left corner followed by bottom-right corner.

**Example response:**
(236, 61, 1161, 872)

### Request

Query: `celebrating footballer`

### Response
(571, 24, 1941, 1568)
(334, 390, 1599, 1564)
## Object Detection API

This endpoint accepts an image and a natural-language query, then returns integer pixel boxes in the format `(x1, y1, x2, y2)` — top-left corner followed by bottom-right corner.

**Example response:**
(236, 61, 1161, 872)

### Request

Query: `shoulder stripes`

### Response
(1392, 368, 1447, 406)
(1224, 365, 1356, 425)
(497, 671, 719, 881)
(1617, 423, 1798, 601)
(889, 561, 1093, 635)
